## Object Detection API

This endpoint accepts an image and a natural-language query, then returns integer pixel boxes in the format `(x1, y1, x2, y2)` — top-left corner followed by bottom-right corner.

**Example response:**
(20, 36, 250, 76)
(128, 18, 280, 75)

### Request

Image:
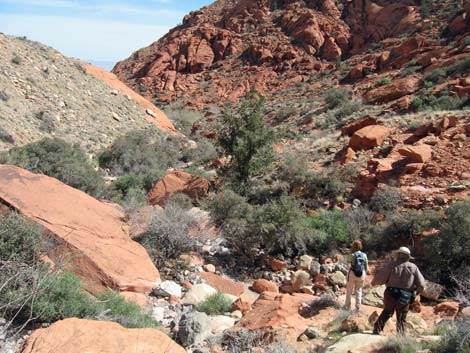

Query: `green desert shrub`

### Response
(98, 129, 181, 191)
(164, 107, 202, 135)
(203, 189, 251, 227)
(32, 271, 97, 322)
(379, 208, 439, 252)
(369, 187, 402, 213)
(304, 210, 349, 254)
(379, 335, 425, 353)
(0, 213, 45, 264)
(137, 204, 198, 266)
(182, 138, 218, 165)
(344, 207, 379, 247)
(95, 290, 157, 328)
(0, 137, 105, 197)
(197, 292, 233, 316)
(433, 317, 470, 353)
(423, 201, 470, 284)
(205, 191, 314, 257)
(377, 77, 392, 86)
(325, 88, 350, 110)
(218, 90, 274, 186)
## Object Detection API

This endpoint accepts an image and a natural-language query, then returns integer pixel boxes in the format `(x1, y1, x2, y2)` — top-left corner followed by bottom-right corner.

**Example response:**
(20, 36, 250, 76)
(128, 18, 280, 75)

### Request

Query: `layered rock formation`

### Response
(113, 0, 425, 108)
(0, 165, 160, 293)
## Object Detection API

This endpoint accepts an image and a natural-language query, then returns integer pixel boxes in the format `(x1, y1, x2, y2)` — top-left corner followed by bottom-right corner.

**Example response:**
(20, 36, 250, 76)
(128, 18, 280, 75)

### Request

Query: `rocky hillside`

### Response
(0, 33, 178, 153)
(113, 0, 459, 108)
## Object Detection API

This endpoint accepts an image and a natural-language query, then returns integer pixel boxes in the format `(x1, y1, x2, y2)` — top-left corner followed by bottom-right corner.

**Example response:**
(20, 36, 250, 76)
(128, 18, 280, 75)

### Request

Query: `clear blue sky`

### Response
(0, 0, 213, 67)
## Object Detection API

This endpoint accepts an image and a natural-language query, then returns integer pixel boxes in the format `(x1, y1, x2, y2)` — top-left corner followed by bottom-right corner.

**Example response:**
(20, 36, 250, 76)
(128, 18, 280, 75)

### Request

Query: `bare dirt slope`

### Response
(0, 33, 177, 152)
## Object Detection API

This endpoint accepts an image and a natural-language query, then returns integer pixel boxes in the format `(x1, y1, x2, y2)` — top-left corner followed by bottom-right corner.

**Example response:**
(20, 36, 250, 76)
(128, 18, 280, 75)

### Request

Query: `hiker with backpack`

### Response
(344, 239, 369, 311)
(371, 246, 426, 334)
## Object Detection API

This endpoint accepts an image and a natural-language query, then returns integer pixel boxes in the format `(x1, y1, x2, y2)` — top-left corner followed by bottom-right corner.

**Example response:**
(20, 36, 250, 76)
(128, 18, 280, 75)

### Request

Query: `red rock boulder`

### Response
(341, 115, 378, 136)
(398, 145, 433, 163)
(349, 125, 392, 151)
(20, 318, 185, 353)
(199, 272, 245, 297)
(0, 165, 160, 294)
(364, 76, 421, 103)
(235, 293, 313, 331)
(148, 170, 210, 206)
(251, 279, 279, 294)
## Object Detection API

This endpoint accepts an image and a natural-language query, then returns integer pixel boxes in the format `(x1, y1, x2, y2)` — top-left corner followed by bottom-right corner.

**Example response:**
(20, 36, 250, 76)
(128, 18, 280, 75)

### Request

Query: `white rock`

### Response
(146, 108, 157, 118)
(182, 283, 217, 305)
(151, 307, 165, 323)
(156, 280, 182, 298)
(231, 310, 243, 319)
(203, 264, 216, 273)
(325, 333, 387, 353)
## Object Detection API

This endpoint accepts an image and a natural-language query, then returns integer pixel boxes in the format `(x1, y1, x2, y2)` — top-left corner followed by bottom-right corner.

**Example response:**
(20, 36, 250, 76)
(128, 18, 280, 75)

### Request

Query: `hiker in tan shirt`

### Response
(371, 246, 426, 334)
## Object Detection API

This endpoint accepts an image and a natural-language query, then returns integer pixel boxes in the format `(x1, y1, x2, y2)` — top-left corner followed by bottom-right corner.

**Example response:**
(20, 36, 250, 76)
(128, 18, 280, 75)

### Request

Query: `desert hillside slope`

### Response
(0, 33, 177, 152)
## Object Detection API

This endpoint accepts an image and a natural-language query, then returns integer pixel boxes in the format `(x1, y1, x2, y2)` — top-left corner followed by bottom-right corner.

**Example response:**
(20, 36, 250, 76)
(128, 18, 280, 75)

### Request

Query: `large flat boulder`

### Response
(20, 318, 185, 353)
(199, 272, 245, 297)
(349, 125, 392, 151)
(364, 75, 421, 103)
(147, 170, 210, 206)
(324, 333, 387, 353)
(0, 165, 159, 293)
(235, 293, 313, 331)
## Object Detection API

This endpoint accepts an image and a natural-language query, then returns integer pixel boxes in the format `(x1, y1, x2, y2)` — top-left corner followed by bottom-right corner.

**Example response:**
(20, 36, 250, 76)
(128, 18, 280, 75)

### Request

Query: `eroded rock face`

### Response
(147, 170, 210, 206)
(20, 318, 185, 353)
(112, 0, 350, 107)
(0, 165, 160, 294)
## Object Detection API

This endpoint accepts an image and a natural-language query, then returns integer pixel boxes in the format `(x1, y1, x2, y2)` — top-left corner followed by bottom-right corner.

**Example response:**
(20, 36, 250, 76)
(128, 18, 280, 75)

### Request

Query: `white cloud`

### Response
(0, 14, 171, 62)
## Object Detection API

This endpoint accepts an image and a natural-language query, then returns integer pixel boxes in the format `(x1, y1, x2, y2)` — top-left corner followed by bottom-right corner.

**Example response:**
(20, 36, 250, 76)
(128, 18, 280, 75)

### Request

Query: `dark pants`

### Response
(373, 287, 410, 334)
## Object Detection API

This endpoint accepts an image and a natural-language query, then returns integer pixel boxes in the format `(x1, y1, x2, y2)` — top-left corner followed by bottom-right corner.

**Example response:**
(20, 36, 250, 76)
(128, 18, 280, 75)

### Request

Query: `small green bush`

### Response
(380, 335, 425, 353)
(11, 55, 21, 65)
(164, 107, 202, 135)
(377, 77, 392, 86)
(98, 129, 181, 191)
(0, 127, 15, 144)
(197, 292, 233, 316)
(204, 189, 251, 227)
(325, 88, 350, 110)
(380, 208, 439, 252)
(369, 187, 402, 213)
(95, 290, 157, 328)
(0, 138, 105, 197)
(32, 271, 97, 322)
(138, 204, 198, 267)
(304, 210, 349, 254)
(424, 68, 446, 84)
(412, 96, 423, 111)
(182, 138, 218, 165)
(344, 207, 379, 247)
(424, 201, 470, 284)
(0, 213, 44, 264)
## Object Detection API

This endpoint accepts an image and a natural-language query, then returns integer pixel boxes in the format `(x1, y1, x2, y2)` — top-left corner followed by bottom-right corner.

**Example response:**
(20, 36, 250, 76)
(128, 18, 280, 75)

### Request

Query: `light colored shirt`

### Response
(349, 251, 369, 271)
(372, 260, 426, 293)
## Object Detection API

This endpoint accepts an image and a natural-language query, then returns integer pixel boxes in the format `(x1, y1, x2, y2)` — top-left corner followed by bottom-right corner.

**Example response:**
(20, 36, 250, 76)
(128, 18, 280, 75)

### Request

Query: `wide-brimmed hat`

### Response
(394, 246, 414, 259)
